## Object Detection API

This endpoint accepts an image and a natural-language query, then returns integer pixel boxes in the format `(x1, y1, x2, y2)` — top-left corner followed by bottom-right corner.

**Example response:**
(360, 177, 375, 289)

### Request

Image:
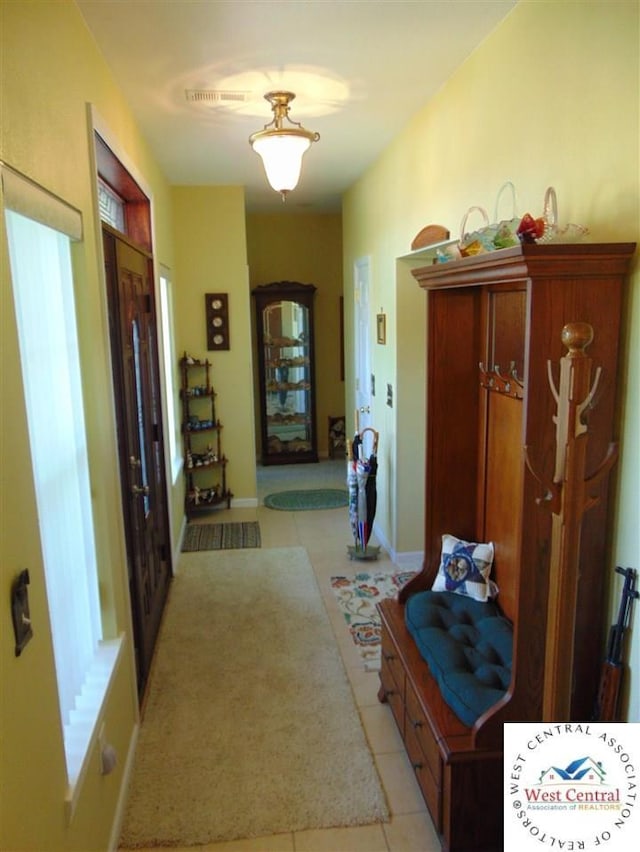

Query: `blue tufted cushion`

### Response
(405, 590, 513, 727)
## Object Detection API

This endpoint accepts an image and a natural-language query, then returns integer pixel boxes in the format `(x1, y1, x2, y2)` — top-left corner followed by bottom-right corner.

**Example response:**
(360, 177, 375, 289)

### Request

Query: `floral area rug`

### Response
(330, 569, 417, 670)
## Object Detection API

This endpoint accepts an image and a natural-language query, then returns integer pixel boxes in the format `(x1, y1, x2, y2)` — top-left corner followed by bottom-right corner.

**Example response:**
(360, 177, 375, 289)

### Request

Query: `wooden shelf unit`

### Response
(180, 355, 232, 517)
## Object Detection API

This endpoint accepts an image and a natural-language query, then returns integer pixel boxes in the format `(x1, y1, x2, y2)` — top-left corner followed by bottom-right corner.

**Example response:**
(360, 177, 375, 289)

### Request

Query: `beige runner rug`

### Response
(120, 546, 389, 848)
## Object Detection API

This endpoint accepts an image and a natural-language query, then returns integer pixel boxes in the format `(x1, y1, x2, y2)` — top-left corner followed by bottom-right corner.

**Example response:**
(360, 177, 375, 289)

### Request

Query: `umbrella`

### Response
(347, 432, 361, 546)
(358, 427, 378, 548)
(364, 450, 378, 545)
(347, 427, 379, 554)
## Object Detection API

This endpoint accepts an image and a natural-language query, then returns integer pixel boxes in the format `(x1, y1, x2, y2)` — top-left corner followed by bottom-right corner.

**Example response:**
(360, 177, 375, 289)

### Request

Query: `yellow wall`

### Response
(246, 213, 344, 458)
(342, 0, 639, 719)
(2, 5, 638, 851)
(0, 1, 176, 849)
(171, 186, 257, 502)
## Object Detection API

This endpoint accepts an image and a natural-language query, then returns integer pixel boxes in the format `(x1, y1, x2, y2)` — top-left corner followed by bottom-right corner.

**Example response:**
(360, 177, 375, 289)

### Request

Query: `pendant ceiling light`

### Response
(249, 91, 320, 201)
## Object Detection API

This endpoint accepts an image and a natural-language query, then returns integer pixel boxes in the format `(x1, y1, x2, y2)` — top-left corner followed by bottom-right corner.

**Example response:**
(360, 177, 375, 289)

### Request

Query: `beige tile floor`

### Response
(128, 460, 440, 852)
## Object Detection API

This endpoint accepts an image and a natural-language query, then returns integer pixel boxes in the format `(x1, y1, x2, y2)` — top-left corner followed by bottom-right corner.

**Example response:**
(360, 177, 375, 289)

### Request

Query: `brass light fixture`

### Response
(249, 91, 320, 200)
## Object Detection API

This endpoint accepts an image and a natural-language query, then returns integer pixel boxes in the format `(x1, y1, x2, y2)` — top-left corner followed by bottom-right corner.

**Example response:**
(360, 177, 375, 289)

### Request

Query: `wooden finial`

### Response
(561, 322, 593, 356)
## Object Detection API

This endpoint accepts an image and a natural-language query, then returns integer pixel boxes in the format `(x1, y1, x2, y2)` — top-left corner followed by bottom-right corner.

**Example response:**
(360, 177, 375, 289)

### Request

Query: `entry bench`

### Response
(405, 592, 512, 728)
(378, 595, 505, 851)
(377, 243, 635, 852)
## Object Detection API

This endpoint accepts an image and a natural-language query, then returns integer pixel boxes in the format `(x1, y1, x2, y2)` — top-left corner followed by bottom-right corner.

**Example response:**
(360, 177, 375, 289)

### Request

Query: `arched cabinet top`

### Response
(252, 281, 318, 465)
(252, 280, 317, 305)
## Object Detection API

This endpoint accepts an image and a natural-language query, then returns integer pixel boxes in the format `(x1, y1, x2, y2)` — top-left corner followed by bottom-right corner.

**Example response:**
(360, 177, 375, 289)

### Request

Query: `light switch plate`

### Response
(11, 569, 33, 656)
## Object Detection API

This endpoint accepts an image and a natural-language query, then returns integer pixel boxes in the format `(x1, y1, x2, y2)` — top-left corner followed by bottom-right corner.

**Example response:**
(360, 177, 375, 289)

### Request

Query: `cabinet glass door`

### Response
(253, 281, 317, 464)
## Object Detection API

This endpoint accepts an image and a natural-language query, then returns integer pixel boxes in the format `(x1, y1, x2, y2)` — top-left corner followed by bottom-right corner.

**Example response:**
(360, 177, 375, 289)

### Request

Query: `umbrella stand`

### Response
(347, 424, 381, 561)
(347, 543, 381, 561)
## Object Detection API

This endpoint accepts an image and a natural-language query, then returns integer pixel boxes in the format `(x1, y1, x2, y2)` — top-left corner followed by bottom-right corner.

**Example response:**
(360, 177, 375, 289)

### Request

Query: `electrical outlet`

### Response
(98, 722, 117, 775)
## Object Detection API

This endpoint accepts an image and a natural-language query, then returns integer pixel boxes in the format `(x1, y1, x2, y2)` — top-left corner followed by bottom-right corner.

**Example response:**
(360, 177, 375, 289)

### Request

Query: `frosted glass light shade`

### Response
(252, 133, 311, 194)
(249, 92, 319, 198)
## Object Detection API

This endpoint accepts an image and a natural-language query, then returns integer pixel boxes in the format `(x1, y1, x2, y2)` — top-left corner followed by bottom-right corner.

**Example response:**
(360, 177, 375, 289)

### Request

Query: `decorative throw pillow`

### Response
(431, 534, 498, 602)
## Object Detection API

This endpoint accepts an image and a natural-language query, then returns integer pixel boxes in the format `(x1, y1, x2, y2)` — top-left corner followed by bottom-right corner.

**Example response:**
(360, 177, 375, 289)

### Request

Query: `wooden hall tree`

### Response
(378, 242, 635, 851)
(411, 242, 635, 724)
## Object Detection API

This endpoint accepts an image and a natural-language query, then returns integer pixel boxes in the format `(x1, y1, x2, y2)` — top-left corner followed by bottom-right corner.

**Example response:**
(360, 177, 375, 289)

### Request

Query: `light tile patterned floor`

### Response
(123, 460, 439, 852)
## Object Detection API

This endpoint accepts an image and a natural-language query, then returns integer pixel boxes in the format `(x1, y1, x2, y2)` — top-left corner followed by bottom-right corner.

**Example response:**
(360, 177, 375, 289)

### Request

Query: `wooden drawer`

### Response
(380, 627, 405, 695)
(405, 719, 441, 830)
(379, 652, 404, 733)
(406, 677, 442, 787)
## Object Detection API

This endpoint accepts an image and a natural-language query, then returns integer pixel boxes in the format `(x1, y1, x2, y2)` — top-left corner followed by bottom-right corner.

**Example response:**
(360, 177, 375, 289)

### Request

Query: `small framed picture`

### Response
(376, 313, 386, 345)
(205, 293, 229, 350)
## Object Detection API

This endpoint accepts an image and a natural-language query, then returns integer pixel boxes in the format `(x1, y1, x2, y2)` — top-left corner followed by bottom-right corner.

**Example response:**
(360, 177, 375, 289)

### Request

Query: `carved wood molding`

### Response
(525, 322, 619, 720)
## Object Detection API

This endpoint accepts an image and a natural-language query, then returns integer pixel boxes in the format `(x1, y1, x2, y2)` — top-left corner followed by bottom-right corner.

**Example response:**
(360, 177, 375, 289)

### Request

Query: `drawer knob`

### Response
(384, 688, 396, 698)
(412, 761, 423, 771)
(411, 718, 423, 729)
(383, 652, 396, 662)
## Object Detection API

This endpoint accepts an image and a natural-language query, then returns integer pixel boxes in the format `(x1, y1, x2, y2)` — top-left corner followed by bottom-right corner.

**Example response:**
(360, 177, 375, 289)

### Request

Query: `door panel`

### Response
(103, 227, 171, 696)
(354, 257, 373, 433)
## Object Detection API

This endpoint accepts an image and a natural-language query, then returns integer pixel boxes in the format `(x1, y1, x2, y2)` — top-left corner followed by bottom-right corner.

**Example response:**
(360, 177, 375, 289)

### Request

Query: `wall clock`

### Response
(205, 293, 229, 350)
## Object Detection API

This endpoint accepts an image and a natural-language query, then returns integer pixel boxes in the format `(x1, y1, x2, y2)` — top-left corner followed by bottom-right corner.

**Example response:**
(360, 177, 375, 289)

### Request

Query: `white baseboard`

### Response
(174, 515, 187, 570)
(373, 522, 423, 569)
(394, 550, 424, 568)
(231, 497, 259, 508)
(108, 721, 139, 852)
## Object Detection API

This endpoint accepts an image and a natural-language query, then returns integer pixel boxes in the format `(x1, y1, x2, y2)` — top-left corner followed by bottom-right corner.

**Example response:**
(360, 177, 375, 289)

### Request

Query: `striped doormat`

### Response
(182, 521, 261, 552)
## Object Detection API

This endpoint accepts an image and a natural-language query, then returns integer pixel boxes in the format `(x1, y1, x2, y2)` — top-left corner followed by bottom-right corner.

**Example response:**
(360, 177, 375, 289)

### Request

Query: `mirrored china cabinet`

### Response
(252, 281, 318, 465)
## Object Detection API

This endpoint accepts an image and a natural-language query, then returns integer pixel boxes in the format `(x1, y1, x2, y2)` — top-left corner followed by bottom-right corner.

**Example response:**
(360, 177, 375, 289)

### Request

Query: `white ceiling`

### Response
(77, 0, 518, 212)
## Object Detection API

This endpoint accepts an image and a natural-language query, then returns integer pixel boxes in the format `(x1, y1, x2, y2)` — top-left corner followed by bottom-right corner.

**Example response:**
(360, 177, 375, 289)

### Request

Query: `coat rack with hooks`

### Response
(524, 322, 619, 720)
(479, 360, 524, 399)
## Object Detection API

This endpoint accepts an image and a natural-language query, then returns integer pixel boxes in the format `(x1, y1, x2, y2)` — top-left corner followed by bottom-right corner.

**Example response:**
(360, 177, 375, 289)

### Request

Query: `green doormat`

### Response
(182, 521, 261, 552)
(264, 488, 349, 511)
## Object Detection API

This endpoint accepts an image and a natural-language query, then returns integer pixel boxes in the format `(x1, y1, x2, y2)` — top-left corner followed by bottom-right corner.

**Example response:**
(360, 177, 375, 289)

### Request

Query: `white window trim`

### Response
(1, 161, 82, 238)
(1, 161, 122, 822)
(158, 267, 182, 484)
(65, 635, 124, 821)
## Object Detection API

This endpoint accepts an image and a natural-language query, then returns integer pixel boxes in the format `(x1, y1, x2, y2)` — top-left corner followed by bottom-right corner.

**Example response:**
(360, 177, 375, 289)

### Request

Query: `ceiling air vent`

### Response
(185, 89, 251, 105)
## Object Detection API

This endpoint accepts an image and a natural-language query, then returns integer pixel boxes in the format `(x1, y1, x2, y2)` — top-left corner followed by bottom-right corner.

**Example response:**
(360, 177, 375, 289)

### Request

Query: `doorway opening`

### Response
(354, 256, 373, 433)
(94, 132, 172, 697)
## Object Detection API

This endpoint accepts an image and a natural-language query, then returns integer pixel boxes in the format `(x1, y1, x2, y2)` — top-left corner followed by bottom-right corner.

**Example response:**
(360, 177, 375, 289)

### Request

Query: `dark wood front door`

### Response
(103, 226, 171, 696)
